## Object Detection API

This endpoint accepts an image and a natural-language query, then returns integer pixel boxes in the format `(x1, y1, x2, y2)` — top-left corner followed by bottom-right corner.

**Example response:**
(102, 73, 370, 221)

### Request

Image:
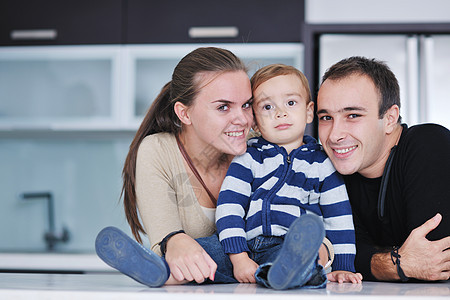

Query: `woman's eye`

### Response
(287, 100, 296, 106)
(218, 104, 229, 111)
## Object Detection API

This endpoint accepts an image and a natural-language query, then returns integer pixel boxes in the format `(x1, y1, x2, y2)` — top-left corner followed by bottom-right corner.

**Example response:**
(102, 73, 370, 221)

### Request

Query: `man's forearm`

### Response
(370, 252, 401, 281)
(371, 214, 450, 282)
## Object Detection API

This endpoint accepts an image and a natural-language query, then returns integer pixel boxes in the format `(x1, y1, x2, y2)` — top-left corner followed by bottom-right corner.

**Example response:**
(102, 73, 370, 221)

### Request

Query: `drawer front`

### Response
(125, 0, 304, 43)
(0, 0, 122, 46)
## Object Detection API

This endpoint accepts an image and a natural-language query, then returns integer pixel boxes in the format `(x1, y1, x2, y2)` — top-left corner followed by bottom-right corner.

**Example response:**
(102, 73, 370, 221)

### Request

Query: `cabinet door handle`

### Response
(188, 26, 239, 39)
(10, 29, 58, 40)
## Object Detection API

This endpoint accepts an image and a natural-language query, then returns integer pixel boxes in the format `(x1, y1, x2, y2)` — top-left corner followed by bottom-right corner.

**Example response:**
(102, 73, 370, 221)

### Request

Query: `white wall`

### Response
(306, 0, 450, 24)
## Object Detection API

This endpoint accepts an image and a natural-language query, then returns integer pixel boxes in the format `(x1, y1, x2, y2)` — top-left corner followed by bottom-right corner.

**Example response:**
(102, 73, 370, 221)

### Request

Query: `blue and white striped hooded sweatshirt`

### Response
(216, 135, 356, 272)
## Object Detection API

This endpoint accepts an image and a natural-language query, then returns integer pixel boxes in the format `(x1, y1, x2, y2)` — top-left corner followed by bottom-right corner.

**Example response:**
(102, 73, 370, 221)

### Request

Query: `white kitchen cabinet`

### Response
(0, 43, 304, 133)
(123, 44, 304, 126)
(0, 46, 123, 131)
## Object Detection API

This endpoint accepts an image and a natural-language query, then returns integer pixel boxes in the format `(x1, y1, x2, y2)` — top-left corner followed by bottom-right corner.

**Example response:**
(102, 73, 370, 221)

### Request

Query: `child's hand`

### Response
(318, 243, 330, 267)
(327, 270, 363, 284)
(229, 252, 259, 283)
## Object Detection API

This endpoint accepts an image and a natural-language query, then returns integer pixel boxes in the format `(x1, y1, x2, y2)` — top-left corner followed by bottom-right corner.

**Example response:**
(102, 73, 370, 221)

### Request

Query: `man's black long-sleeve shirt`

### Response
(344, 124, 450, 281)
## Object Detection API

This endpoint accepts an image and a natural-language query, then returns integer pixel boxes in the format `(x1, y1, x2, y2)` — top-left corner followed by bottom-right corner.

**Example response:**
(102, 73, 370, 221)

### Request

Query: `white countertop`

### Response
(0, 252, 114, 272)
(0, 272, 449, 300)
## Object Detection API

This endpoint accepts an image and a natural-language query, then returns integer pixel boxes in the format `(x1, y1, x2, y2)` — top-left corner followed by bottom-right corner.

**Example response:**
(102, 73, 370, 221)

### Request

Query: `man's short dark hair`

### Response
(321, 56, 401, 123)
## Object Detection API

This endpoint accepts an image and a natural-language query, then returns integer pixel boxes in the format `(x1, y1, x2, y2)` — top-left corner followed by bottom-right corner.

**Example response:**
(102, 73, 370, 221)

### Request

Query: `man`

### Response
(316, 56, 450, 282)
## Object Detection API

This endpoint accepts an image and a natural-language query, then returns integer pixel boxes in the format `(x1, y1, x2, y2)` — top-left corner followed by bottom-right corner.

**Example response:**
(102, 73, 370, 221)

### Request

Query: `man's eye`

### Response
(348, 114, 360, 119)
(287, 100, 296, 106)
(319, 116, 332, 121)
(242, 101, 252, 109)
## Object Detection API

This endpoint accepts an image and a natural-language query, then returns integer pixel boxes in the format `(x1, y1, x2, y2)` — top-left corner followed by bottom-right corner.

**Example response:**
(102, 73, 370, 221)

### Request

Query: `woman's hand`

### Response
(327, 270, 363, 284)
(164, 233, 217, 283)
(229, 252, 259, 283)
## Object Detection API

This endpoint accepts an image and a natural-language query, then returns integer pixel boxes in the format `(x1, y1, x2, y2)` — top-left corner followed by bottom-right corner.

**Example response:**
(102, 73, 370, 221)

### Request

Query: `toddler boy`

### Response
(216, 64, 362, 289)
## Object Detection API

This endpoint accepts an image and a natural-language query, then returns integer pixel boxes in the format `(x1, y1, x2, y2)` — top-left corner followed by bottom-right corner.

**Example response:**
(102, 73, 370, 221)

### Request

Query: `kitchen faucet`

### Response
(20, 191, 70, 251)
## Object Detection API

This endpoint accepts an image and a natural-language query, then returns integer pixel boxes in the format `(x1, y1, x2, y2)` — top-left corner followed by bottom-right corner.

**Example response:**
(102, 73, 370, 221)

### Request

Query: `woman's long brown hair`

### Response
(122, 47, 247, 243)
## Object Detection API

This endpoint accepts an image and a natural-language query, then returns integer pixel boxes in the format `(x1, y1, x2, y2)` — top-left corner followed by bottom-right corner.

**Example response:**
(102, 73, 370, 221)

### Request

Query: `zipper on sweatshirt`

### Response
(262, 152, 292, 236)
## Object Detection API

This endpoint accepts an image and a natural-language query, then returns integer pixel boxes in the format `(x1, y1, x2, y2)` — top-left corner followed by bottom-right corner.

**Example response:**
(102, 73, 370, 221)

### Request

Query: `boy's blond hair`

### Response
(250, 64, 311, 103)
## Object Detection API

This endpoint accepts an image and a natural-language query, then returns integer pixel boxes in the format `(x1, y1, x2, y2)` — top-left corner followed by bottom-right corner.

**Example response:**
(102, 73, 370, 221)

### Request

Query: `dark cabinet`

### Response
(0, 0, 305, 46)
(0, 0, 122, 46)
(125, 0, 304, 44)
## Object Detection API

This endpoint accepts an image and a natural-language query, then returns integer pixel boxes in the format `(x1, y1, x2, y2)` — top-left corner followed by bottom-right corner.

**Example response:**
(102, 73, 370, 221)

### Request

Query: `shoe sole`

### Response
(95, 226, 168, 287)
(267, 214, 325, 290)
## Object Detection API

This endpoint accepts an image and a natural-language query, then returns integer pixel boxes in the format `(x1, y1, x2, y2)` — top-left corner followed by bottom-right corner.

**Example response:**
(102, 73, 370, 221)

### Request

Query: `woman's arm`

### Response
(165, 232, 216, 283)
(135, 134, 216, 283)
(135, 135, 184, 254)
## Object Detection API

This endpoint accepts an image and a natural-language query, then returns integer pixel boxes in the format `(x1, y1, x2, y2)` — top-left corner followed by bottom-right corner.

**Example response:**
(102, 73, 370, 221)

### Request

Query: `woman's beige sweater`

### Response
(135, 132, 215, 256)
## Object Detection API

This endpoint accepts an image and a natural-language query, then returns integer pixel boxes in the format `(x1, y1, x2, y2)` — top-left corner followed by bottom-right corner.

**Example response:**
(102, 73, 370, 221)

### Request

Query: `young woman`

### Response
(95, 47, 254, 287)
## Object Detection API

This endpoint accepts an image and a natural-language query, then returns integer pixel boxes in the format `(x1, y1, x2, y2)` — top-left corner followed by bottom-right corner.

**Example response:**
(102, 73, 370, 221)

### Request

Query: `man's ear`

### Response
(384, 104, 400, 134)
(174, 101, 191, 125)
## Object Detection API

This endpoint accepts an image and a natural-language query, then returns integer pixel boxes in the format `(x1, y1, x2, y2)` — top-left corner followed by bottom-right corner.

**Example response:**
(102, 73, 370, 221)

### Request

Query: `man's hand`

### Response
(229, 252, 259, 283)
(372, 214, 450, 281)
(400, 213, 450, 281)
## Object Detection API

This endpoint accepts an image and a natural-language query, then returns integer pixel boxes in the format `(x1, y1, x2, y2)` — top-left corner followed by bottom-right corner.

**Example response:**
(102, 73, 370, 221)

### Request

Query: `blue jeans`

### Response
(194, 233, 238, 284)
(248, 236, 327, 289)
(188, 233, 326, 288)
(161, 233, 238, 284)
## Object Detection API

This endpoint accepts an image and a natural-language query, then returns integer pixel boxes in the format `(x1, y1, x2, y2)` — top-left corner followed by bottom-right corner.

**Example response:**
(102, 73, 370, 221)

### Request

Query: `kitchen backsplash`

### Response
(0, 137, 137, 253)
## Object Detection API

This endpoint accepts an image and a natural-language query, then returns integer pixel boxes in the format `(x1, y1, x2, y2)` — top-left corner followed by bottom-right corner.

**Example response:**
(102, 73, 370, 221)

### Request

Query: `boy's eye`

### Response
(263, 104, 273, 111)
(287, 100, 296, 106)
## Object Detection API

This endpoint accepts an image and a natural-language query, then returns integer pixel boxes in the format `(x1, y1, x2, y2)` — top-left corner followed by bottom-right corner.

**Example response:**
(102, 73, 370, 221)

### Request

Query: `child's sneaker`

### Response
(267, 214, 325, 290)
(95, 226, 169, 287)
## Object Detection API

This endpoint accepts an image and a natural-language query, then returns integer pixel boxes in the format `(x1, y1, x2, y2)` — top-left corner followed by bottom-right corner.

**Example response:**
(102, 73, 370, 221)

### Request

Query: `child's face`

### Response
(252, 74, 314, 154)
